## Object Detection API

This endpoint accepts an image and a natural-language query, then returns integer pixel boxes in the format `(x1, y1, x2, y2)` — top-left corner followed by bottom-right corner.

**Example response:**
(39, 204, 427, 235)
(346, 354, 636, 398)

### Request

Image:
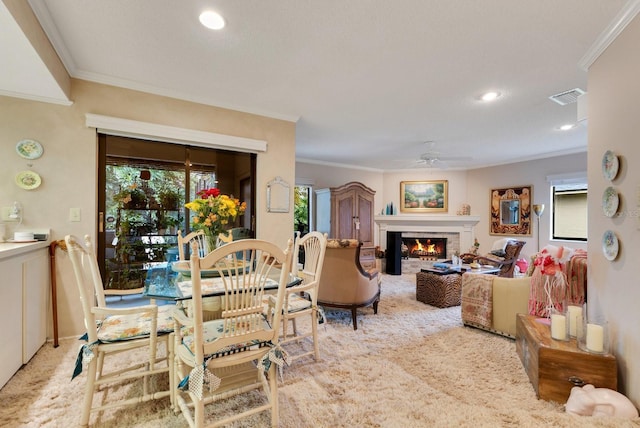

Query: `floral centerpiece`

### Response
(532, 245, 574, 316)
(184, 188, 246, 252)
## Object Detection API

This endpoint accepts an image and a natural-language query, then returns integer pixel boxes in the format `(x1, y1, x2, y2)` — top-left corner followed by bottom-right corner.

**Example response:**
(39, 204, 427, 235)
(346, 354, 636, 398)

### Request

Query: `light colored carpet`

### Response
(0, 273, 638, 427)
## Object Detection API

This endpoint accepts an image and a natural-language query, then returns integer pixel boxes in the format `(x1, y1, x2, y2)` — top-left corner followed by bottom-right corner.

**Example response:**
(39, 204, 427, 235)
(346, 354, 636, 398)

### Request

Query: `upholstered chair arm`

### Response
(353, 242, 378, 280)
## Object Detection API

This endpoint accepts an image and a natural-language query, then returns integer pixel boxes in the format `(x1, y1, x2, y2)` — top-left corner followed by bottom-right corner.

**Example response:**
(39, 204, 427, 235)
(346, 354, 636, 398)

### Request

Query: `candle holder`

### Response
(550, 306, 569, 341)
(566, 304, 584, 339)
(577, 310, 609, 354)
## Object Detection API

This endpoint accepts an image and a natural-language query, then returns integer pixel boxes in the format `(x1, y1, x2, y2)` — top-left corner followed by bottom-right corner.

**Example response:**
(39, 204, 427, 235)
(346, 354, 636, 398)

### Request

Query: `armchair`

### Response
(317, 239, 381, 330)
(461, 240, 526, 278)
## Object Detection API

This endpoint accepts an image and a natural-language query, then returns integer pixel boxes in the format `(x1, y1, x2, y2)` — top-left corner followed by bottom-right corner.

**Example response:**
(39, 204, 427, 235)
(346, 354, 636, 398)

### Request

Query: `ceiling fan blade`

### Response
(436, 155, 473, 161)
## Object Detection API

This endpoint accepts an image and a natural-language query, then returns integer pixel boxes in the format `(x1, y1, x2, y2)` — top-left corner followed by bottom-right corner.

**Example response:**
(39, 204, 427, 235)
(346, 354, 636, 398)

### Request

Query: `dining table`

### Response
(142, 261, 302, 301)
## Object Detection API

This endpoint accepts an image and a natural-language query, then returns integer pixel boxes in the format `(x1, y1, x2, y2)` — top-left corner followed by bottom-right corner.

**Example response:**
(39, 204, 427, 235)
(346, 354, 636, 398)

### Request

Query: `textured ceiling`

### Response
(1, 0, 631, 170)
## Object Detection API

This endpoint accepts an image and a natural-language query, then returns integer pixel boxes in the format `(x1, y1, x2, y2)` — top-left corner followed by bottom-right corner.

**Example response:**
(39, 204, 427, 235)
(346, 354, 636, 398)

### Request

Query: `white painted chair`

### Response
(176, 229, 234, 321)
(268, 231, 327, 361)
(177, 230, 208, 260)
(65, 234, 174, 427)
(172, 238, 293, 427)
(177, 229, 233, 260)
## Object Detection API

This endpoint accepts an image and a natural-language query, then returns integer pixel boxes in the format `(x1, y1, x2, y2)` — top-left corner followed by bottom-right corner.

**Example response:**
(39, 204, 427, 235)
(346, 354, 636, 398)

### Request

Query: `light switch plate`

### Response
(69, 207, 81, 222)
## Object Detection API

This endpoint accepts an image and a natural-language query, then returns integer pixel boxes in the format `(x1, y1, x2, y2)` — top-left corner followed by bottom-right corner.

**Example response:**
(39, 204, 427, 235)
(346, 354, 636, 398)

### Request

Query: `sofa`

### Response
(317, 239, 381, 330)
(528, 249, 587, 317)
(461, 272, 530, 338)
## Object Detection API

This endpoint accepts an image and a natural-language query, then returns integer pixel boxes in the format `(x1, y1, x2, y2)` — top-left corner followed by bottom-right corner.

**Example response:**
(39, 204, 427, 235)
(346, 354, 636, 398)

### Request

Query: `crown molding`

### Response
(579, 0, 640, 71)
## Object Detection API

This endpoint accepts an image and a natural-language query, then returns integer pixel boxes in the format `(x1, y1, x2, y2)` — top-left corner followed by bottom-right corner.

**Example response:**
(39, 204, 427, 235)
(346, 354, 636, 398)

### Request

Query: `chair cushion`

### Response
(180, 317, 271, 358)
(97, 304, 175, 342)
(285, 292, 312, 313)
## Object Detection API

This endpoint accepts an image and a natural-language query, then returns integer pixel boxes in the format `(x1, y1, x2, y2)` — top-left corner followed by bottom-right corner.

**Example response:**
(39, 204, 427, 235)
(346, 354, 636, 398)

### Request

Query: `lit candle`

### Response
(567, 305, 583, 337)
(551, 314, 567, 340)
(586, 323, 604, 352)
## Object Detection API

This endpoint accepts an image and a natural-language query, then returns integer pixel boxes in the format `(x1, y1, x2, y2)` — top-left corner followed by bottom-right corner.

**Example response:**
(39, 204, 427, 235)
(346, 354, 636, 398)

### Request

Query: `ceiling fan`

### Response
(412, 142, 472, 168)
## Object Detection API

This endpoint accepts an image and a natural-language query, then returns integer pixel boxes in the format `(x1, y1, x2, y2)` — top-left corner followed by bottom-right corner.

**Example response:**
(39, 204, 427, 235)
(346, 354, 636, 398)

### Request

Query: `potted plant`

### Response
(128, 188, 148, 209)
(156, 210, 170, 234)
(166, 216, 180, 235)
(159, 188, 181, 210)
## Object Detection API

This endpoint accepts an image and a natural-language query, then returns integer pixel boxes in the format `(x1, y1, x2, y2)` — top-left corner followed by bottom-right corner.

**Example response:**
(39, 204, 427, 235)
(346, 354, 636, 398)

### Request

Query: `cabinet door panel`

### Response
(356, 193, 373, 246)
(335, 192, 354, 239)
(23, 249, 49, 363)
(0, 258, 23, 388)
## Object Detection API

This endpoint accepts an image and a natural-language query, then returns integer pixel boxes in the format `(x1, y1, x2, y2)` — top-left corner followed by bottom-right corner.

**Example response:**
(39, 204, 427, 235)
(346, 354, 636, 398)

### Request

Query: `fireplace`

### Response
(401, 237, 447, 260)
(375, 215, 480, 275)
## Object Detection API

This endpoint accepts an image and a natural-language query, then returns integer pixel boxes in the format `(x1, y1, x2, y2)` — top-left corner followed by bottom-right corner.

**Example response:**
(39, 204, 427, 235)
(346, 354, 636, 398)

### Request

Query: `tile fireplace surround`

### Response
(374, 215, 480, 273)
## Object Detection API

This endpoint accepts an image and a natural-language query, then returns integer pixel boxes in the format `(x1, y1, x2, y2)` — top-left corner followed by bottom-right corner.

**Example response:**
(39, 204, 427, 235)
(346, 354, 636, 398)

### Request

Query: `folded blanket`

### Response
(461, 273, 494, 329)
(433, 262, 450, 269)
(528, 250, 587, 317)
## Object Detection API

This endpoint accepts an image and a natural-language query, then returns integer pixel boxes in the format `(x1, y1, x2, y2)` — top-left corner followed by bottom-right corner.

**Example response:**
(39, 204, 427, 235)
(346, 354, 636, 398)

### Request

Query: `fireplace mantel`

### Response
(375, 215, 480, 254)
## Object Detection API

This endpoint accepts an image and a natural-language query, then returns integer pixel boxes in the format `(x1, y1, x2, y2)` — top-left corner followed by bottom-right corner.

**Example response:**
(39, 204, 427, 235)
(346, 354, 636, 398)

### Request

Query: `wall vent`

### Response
(549, 88, 586, 106)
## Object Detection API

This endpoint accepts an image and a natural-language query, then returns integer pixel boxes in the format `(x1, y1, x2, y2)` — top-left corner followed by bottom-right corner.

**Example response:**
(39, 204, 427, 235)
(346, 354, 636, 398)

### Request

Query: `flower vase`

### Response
(204, 230, 217, 254)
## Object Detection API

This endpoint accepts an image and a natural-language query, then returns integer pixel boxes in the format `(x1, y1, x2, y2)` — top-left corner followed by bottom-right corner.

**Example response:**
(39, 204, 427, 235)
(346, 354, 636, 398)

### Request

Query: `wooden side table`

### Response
(516, 314, 617, 403)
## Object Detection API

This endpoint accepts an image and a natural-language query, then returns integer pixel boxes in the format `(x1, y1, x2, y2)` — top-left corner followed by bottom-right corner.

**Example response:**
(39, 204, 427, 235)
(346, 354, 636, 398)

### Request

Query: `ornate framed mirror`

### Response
(490, 186, 532, 236)
(266, 176, 290, 213)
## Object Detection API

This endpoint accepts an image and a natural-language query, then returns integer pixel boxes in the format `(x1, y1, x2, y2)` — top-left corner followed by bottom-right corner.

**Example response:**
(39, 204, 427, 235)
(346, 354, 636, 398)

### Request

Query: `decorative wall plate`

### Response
(602, 186, 619, 217)
(602, 230, 619, 261)
(15, 139, 44, 160)
(15, 170, 42, 190)
(601, 150, 619, 181)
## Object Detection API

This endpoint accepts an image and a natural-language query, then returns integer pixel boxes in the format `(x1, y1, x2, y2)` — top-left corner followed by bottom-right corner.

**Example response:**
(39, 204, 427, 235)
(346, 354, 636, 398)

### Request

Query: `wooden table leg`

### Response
(49, 240, 65, 348)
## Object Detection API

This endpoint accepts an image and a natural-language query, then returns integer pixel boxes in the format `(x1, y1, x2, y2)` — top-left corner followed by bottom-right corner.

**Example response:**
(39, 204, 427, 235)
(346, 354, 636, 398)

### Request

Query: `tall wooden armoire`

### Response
(315, 181, 376, 268)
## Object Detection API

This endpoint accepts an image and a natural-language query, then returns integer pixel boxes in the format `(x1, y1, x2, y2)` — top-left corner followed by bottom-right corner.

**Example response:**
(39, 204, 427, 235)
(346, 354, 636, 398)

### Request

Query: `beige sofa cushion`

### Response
(491, 276, 531, 337)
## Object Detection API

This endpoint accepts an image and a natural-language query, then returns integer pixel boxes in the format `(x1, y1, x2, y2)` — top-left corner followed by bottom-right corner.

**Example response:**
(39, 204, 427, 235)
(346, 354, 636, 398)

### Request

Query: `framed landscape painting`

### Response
(400, 180, 448, 213)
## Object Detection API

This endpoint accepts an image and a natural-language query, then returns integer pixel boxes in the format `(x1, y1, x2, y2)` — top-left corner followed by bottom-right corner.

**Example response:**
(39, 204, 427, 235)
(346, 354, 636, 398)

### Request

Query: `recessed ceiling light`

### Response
(199, 11, 225, 30)
(480, 91, 500, 102)
(559, 124, 575, 131)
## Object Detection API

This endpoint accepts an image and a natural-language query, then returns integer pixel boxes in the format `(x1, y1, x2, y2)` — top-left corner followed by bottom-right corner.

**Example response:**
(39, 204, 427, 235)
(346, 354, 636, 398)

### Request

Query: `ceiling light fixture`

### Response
(199, 11, 225, 30)
(559, 124, 575, 131)
(480, 91, 500, 102)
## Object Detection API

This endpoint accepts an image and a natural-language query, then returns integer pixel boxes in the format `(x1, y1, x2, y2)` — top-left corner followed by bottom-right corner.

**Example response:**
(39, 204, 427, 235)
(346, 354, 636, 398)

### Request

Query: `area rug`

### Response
(0, 274, 637, 427)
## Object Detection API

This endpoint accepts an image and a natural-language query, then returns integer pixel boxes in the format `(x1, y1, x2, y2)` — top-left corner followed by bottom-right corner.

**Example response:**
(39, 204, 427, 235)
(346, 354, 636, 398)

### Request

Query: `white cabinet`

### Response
(0, 257, 23, 389)
(0, 245, 49, 388)
(23, 249, 48, 363)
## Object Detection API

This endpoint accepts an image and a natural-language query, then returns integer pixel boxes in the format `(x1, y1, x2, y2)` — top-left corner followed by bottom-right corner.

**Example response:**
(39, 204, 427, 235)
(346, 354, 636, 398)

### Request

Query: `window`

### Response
(550, 174, 587, 241)
(98, 134, 255, 291)
(294, 185, 311, 234)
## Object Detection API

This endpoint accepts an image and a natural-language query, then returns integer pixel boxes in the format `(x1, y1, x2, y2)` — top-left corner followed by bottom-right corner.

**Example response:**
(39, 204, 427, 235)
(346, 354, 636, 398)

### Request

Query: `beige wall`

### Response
(588, 13, 640, 406)
(0, 80, 296, 339)
(467, 153, 587, 262)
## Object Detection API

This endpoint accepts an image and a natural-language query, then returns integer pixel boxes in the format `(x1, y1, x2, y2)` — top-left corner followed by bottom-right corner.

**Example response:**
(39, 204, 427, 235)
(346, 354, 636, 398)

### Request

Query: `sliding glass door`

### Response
(97, 134, 255, 292)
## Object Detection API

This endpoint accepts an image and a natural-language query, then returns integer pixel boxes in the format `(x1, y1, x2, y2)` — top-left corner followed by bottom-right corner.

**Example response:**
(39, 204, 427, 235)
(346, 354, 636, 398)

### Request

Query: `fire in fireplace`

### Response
(401, 237, 447, 260)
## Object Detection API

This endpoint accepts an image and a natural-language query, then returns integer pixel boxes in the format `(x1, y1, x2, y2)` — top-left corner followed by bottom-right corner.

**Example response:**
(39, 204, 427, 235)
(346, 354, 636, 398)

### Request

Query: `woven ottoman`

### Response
(416, 271, 462, 308)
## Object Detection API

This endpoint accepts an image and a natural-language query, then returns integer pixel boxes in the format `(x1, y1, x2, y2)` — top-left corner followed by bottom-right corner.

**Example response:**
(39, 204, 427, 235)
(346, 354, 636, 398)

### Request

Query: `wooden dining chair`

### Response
(267, 231, 327, 361)
(177, 230, 208, 260)
(65, 234, 174, 427)
(176, 229, 234, 321)
(172, 238, 293, 427)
